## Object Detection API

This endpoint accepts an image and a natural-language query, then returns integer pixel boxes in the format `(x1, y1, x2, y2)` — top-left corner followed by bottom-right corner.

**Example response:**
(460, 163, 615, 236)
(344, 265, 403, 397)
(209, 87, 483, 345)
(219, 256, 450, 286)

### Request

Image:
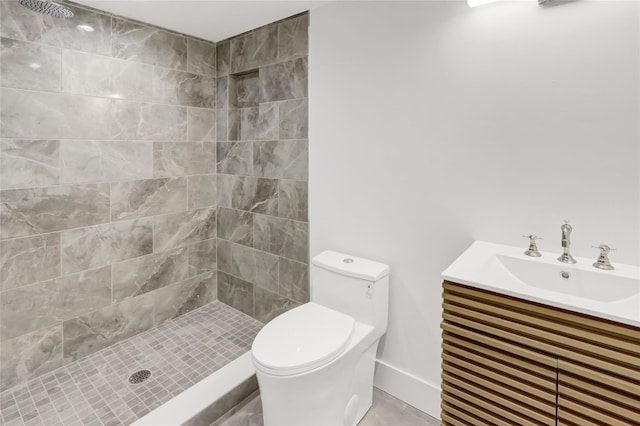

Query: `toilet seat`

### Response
(252, 303, 355, 376)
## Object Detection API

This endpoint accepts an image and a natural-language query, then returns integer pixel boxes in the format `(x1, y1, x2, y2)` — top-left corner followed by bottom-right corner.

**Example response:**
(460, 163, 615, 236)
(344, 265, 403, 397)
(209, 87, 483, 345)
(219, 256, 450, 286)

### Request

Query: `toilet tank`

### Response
(311, 251, 390, 332)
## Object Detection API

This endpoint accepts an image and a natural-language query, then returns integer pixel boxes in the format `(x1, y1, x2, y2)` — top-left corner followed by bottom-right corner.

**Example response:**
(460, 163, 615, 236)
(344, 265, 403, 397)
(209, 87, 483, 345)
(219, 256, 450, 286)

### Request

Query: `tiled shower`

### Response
(0, 0, 309, 413)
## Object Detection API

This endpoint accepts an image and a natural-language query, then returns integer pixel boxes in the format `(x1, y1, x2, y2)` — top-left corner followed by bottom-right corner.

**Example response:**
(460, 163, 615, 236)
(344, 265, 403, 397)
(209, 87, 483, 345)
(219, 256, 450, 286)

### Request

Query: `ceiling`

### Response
(73, 0, 330, 42)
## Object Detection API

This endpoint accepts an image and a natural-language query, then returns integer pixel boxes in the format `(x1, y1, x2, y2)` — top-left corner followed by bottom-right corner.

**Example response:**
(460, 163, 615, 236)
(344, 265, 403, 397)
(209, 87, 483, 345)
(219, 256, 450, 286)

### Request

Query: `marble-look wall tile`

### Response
(216, 40, 230, 77)
(218, 271, 254, 317)
(235, 73, 261, 108)
(278, 180, 308, 221)
(110, 101, 188, 141)
(279, 98, 308, 139)
(0, 266, 111, 341)
(61, 50, 153, 102)
(112, 247, 188, 301)
(111, 177, 187, 221)
(60, 94, 111, 139)
(60, 218, 153, 274)
(0, 139, 60, 189)
(0, 1, 112, 55)
(253, 214, 308, 263)
(0, 183, 110, 239)
(188, 174, 217, 209)
(217, 175, 278, 215)
(187, 38, 216, 77)
(188, 108, 216, 142)
(154, 272, 217, 324)
(253, 139, 308, 181)
(217, 207, 253, 247)
(62, 291, 155, 363)
(240, 107, 260, 141)
(0, 233, 60, 291)
(153, 68, 215, 108)
(216, 108, 229, 142)
(142, 103, 188, 141)
(259, 58, 308, 103)
(0, 325, 62, 392)
(258, 103, 278, 140)
(255, 287, 299, 323)
(0, 37, 61, 92)
(278, 257, 309, 303)
(228, 108, 241, 141)
(188, 238, 217, 277)
(216, 76, 229, 110)
(153, 207, 216, 252)
(0, 88, 61, 138)
(59, 140, 153, 184)
(217, 239, 278, 293)
(278, 14, 309, 61)
(112, 18, 187, 70)
(231, 26, 277, 74)
(154, 142, 215, 177)
(217, 142, 252, 175)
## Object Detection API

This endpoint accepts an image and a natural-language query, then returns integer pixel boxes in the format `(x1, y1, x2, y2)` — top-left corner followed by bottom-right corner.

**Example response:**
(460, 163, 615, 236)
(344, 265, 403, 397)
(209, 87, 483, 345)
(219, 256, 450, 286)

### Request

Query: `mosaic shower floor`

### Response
(0, 302, 264, 426)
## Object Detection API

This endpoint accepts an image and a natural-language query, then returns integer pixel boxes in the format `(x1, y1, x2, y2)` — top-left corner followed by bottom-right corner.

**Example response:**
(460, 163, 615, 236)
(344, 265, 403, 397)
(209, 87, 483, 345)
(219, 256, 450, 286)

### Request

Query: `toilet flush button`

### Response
(343, 258, 354, 264)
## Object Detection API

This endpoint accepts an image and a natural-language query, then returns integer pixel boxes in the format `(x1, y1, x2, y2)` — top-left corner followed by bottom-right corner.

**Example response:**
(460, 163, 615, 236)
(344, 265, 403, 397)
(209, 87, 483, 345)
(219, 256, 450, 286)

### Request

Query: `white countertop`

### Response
(442, 241, 640, 328)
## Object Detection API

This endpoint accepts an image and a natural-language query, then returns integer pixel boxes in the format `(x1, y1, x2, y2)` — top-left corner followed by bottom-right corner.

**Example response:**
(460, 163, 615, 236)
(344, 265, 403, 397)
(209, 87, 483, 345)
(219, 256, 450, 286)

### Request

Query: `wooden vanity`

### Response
(440, 280, 640, 426)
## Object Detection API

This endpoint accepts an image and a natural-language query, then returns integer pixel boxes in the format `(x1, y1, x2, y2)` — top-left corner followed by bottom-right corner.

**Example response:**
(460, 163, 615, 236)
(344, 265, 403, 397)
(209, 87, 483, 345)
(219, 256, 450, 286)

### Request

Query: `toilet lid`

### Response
(252, 303, 355, 375)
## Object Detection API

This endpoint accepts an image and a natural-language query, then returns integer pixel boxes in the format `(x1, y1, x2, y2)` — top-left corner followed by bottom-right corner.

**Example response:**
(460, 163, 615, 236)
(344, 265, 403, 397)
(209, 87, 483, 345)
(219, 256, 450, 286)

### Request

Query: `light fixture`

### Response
(76, 24, 94, 32)
(467, 0, 499, 7)
(28, 62, 41, 70)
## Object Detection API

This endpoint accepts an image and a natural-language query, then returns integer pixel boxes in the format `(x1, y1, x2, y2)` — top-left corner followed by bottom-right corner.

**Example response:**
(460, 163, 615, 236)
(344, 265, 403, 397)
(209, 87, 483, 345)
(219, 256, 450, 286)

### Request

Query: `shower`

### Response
(18, 0, 74, 17)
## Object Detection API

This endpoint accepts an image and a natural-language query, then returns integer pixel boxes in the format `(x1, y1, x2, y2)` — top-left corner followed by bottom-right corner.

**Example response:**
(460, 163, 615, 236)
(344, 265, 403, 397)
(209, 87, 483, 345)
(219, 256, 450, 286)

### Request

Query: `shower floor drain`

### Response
(128, 369, 151, 384)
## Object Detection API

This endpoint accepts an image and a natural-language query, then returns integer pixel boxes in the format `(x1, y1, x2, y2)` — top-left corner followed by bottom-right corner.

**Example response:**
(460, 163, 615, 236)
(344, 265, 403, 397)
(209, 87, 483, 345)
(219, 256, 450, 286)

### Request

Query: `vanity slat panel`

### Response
(441, 321, 556, 426)
(558, 359, 640, 425)
(443, 281, 640, 341)
(558, 397, 638, 426)
(442, 382, 552, 426)
(441, 400, 496, 426)
(441, 322, 557, 371)
(443, 281, 640, 382)
(442, 363, 556, 416)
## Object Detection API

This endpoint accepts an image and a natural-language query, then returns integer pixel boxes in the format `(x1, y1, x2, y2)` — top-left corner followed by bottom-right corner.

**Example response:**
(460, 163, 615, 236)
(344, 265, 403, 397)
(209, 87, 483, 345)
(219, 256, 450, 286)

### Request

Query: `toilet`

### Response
(251, 251, 390, 426)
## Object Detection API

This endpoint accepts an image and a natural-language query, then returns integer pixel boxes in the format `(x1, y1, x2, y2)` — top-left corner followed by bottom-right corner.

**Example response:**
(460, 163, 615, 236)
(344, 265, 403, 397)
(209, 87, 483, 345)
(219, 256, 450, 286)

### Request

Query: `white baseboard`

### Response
(373, 359, 441, 420)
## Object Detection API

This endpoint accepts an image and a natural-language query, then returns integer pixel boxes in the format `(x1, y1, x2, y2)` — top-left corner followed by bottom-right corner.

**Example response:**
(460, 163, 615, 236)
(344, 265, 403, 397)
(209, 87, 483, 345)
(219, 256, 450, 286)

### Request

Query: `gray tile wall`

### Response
(215, 14, 309, 324)
(0, 0, 218, 391)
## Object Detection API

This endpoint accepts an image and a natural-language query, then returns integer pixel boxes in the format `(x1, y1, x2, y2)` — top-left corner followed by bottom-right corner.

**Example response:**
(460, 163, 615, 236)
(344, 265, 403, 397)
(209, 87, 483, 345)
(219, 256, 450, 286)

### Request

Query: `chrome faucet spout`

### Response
(558, 222, 577, 264)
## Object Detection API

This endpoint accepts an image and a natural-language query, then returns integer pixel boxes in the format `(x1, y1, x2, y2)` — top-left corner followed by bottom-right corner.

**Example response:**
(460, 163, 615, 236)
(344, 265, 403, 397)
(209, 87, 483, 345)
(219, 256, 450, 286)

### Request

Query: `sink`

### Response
(442, 241, 640, 327)
(496, 254, 640, 302)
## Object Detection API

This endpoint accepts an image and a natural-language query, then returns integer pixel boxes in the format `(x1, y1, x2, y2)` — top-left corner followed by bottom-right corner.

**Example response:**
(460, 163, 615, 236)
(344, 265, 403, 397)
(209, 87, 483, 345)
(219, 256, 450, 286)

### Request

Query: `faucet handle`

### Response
(592, 244, 616, 254)
(592, 245, 615, 270)
(522, 234, 543, 241)
(522, 235, 542, 257)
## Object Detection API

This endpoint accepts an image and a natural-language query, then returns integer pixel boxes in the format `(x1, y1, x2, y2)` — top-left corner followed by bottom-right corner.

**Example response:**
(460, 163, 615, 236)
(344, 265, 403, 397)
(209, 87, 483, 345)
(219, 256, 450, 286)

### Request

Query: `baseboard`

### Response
(373, 359, 441, 420)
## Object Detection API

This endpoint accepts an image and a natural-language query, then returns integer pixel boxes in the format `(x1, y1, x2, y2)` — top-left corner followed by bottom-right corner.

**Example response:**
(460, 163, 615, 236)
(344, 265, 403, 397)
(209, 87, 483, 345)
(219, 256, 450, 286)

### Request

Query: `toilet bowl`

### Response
(251, 251, 390, 426)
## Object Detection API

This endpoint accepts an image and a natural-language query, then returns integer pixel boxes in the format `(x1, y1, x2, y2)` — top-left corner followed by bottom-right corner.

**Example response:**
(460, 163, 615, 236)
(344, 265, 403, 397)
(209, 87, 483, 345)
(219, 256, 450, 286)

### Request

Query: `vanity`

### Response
(440, 241, 640, 426)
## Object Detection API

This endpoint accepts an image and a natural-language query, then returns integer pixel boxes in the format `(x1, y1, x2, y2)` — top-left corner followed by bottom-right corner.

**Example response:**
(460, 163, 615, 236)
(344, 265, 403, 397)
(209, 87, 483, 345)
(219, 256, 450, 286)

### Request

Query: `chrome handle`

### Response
(592, 244, 616, 254)
(523, 235, 542, 257)
(592, 245, 615, 270)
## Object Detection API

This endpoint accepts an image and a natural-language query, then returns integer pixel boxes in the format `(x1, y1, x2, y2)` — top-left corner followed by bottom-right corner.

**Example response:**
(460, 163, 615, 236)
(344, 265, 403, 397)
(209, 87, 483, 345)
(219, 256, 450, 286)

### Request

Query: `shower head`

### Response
(18, 0, 74, 17)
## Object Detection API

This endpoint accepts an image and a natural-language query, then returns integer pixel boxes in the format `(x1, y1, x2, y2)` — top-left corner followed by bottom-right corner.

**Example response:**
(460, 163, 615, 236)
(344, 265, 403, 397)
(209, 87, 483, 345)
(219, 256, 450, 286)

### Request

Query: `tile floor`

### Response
(0, 302, 263, 426)
(213, 388, 441, 426)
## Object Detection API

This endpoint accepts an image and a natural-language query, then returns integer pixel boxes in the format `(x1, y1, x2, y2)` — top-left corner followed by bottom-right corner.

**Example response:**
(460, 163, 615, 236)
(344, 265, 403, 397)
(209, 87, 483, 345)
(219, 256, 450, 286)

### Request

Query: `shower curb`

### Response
(132, 352, 258, 426)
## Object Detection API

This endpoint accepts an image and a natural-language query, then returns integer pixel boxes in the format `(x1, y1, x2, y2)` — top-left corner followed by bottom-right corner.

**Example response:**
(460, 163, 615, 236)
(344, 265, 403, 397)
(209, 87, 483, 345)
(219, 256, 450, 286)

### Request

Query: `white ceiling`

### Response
(73, 0, 330, 42)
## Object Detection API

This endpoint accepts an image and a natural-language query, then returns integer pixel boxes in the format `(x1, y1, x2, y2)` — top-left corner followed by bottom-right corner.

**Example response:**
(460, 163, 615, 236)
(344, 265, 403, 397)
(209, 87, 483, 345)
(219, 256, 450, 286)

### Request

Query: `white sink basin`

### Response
(442, 241, 640, 327)
(496, 254, 640, 302)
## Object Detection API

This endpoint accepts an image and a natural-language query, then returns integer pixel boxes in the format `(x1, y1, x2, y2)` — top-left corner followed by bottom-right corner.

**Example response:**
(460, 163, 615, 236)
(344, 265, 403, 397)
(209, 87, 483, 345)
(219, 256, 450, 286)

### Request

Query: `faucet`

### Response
(557, 221, 577, 264)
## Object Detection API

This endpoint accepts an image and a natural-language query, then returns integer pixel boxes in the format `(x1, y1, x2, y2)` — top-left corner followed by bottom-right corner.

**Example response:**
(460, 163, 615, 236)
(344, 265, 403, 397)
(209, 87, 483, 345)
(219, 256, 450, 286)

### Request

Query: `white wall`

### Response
(309, 0, 639, 417)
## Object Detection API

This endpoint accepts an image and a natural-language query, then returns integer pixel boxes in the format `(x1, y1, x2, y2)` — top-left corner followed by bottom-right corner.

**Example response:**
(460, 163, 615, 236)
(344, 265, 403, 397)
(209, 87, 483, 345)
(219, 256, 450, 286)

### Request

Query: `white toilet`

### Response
(251, 251, 390, 426)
